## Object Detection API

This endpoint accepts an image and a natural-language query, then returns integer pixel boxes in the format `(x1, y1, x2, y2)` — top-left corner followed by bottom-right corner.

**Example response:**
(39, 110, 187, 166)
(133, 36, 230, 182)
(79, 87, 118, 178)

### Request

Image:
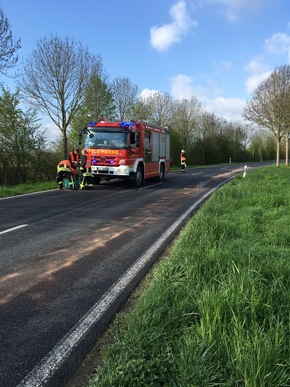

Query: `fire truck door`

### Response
(144, 130, 151, 163)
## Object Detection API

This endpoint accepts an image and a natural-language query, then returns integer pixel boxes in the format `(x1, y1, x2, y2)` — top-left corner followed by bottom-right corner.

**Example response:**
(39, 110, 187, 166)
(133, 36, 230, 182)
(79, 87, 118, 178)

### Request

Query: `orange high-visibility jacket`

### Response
(80, 154, 91, 171)
(180, 153, 186, 164)
(57, 160, 77, 174)
(68, 151, 80, 164)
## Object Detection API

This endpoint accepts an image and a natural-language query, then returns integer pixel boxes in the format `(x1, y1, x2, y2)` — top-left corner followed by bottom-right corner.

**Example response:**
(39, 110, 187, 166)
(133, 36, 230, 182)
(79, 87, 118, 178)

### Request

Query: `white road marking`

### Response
(0, 190, 58, 200)
(0, 224, 28, 235)
(139, 182, 164, 190)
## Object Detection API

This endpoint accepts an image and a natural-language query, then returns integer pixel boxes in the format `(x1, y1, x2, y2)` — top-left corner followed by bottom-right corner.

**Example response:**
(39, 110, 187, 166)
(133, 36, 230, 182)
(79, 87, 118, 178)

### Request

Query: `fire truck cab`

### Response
(79, 120, 170, 187)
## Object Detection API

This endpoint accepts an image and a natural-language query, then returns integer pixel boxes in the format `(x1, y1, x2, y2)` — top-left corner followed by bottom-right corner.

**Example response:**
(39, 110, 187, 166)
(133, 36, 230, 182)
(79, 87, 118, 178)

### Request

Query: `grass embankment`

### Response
(88, 166, 290, 387)
(0, 181, 56, 198)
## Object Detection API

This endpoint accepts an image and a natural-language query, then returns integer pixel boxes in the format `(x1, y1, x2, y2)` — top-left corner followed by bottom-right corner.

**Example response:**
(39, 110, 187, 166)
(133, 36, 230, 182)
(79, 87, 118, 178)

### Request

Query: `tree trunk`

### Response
(62, 130, 68, 160)
(285, 133, 289, 166)
(276, 137, 280, 167)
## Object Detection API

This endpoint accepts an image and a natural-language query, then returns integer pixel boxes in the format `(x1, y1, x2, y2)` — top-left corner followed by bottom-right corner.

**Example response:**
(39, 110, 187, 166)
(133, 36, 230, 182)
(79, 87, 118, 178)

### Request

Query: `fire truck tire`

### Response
(159, 164, 165, 181)
(93, 176, 101, 185)
(134, 165, 144, 187)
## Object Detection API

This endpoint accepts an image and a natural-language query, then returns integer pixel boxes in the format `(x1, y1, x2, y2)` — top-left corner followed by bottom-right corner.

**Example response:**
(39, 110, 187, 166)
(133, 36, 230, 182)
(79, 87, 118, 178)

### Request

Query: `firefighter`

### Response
(68, 148, 80, 188)
(79, 149, 93, 190)
(68, 148, 80, 169)
(180, 150, 187, 172)
(56, 159, 77, 190)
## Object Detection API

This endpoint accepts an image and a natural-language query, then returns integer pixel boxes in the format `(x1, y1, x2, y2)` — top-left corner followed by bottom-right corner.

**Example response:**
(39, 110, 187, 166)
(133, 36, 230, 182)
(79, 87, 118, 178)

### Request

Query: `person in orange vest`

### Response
(68, 148, 80, 169)
(68, 148, 80, 188)
(79, 149, 93, 189)
(180, 150, 187, 172)
(56, 159, 78, 190)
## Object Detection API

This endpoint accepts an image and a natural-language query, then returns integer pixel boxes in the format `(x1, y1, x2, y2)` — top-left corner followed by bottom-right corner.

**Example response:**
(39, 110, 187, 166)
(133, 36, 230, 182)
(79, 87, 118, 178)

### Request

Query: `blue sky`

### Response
(1, 0, 290, 140)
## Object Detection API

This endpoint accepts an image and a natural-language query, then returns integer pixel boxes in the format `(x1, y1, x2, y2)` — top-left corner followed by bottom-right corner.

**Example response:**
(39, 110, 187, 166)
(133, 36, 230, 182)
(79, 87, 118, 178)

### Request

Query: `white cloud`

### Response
(150, 0, 197, 52)
(139, 88, 161, 99)
(265, 32, 290, 63)
(244, 58, 268, 74)
(203, 0, 264, 22)
(170, 74, 197, 100)
(244, 58, 272, 94)
(243, 32, 290, 95)
(42, 122, 60, 142)
(169, 73, 246, 122)
(170, 74, 222, 101)
(206, 96, 246, 122)
(245, 72, 271, 94)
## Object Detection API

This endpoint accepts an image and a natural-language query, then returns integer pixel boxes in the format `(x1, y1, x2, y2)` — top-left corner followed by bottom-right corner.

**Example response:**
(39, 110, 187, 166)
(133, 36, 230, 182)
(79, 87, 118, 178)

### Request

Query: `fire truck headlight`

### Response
(119, 160, 125, 164)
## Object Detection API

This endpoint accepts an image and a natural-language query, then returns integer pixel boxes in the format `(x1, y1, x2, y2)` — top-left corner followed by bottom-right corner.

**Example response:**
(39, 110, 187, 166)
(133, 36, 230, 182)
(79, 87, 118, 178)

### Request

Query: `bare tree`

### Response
(0, 8, 21, 76)
(69, 69, 115, 146)
(110, 77, 138, 120)
(17, 35, 101, 158)
(195, 111, 218, 164)
(284, 132, 289, 166)
(138, 91, 173, 126)
(243, 65, 290, 167)
(239, 123, 255, 159)
(171, 97, 202, 151)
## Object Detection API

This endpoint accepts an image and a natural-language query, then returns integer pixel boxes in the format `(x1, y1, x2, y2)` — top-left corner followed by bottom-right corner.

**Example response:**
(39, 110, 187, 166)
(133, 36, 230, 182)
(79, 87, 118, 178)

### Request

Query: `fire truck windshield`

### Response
(84, 128, 128, 149)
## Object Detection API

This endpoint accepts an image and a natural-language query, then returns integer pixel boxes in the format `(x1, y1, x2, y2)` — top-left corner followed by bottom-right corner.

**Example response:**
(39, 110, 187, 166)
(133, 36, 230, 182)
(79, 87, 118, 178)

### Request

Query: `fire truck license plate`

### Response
(97, 167, 109, 172)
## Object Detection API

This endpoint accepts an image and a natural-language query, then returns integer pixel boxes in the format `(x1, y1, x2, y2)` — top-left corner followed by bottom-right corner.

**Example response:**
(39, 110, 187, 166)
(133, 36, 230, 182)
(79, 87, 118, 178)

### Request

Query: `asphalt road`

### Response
(0, 162, 269, 386)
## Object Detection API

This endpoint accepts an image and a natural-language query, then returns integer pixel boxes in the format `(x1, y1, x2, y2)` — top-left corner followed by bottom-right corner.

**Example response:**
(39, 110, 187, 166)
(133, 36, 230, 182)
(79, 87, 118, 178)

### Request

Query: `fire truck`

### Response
(79, 119, 170, 187)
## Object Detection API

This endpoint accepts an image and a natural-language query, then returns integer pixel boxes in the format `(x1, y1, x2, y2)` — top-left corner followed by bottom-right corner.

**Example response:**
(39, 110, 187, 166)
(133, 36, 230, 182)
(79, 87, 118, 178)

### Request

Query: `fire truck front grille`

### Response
(91, 156, 116, 166)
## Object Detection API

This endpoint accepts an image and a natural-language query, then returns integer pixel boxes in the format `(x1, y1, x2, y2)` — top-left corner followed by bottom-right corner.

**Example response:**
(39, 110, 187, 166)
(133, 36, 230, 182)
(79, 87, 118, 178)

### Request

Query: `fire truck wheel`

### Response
(93, 176, 101, 185)
(134, 165, 144, 187)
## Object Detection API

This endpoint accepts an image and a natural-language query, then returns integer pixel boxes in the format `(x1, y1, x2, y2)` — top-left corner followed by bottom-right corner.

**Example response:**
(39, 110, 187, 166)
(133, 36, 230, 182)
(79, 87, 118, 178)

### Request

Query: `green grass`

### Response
(0, 181, 56, 197)
(88, 165, 290, 387)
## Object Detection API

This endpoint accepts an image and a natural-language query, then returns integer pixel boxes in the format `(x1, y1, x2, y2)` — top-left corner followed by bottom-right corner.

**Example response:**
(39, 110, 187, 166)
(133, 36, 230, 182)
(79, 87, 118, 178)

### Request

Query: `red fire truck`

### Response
(79, 119, 170, 187)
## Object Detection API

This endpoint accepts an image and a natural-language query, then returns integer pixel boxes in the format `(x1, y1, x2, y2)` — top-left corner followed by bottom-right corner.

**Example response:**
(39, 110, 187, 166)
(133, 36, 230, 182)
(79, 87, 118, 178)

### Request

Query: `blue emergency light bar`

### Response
(87, 121, 134, 127)
(120, 121, 135, 127)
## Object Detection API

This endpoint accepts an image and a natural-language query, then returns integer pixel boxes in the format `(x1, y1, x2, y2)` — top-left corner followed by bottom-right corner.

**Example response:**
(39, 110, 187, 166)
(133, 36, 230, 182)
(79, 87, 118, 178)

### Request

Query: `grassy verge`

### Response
(0, 181, 56, 198)
(88, 165, 290, 387)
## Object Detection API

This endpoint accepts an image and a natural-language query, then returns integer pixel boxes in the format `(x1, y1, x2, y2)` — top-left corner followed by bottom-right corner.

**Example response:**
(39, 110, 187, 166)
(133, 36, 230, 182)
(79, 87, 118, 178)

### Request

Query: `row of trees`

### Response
(243, 65, 290, 167)
(0, 7, 287, 186)
(0, 83, 279, 185)
(0, 88, 56, 184)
